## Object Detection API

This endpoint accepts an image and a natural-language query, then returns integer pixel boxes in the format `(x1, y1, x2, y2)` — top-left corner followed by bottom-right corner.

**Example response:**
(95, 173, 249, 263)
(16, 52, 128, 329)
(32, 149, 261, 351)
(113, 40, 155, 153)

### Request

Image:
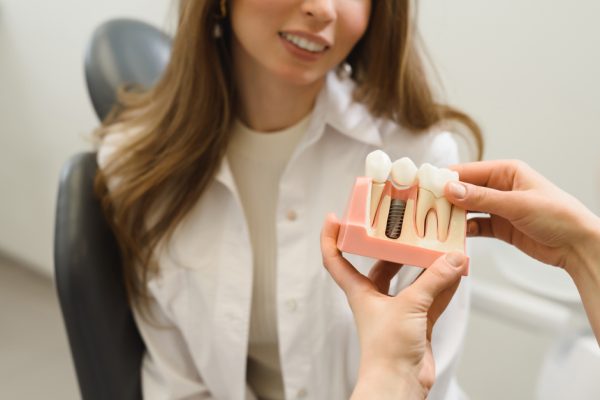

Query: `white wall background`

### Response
(0, 0, 176, 274)
(1, 0, 599, 399)
(419, 1, 600, 398)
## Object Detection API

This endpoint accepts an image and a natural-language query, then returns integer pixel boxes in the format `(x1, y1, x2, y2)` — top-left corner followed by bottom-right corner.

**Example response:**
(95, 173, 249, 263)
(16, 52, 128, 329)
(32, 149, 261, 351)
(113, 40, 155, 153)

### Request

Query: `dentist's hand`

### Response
(445, 160, 600, 272)
(321, 214, 468, 399)
(444, 159, 600, 343)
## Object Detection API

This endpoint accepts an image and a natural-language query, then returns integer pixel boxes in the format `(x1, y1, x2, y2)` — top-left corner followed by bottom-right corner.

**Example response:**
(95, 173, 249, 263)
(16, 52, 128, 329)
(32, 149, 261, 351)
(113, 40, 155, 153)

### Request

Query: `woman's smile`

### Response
(278, 31, 331, 61)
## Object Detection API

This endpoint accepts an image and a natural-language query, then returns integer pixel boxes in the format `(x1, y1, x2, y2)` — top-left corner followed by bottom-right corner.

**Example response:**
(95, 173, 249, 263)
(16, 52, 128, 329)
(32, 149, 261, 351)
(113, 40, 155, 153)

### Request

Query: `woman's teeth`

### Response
(280, 32, 327, 53)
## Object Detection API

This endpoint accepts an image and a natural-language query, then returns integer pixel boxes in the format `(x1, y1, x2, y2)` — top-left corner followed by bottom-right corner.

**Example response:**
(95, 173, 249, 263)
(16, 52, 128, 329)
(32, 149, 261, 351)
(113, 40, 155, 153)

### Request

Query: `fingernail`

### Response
(448, 182, 467, 199)
(467, 220, 479, 235)
(445, 252, 466, 268)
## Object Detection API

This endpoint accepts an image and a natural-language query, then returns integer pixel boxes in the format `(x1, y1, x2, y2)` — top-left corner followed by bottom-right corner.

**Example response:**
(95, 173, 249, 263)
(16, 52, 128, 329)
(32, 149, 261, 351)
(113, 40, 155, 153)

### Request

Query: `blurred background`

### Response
(1, 0, 599, 398)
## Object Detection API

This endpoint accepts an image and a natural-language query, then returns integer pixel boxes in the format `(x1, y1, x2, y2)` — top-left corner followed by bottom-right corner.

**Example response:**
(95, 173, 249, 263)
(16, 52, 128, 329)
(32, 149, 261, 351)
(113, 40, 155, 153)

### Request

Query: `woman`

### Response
(96, 1, 482, 398)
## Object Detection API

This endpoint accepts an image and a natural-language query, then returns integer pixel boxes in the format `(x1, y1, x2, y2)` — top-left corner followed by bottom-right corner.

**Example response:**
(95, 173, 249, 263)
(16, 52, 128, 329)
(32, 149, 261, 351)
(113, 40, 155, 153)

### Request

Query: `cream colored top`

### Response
(227, 114, 311, 400)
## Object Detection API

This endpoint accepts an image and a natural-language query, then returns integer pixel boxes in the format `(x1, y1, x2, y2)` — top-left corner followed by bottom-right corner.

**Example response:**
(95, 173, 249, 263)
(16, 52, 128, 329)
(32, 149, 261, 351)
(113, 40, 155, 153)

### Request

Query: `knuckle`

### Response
(470, 185, 486, 204)
(509, 159, 529, 172)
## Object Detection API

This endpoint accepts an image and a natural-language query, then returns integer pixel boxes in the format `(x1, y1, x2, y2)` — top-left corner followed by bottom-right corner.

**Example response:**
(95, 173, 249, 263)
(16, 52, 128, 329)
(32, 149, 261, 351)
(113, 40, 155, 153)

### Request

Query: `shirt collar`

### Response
(217, 70, 383, 187)
(318, 71, 382, 147)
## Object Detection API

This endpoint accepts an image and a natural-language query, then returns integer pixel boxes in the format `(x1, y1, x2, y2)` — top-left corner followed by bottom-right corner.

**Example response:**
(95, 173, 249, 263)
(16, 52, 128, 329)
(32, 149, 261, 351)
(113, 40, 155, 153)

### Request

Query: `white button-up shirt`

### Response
(98, 72, 475, 400)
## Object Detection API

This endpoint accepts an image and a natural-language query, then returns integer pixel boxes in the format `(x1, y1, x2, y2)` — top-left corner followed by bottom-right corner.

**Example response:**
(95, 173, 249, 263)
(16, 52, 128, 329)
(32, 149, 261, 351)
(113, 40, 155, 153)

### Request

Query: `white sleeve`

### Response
(419, 131, 457, 168)
(134, 288, 215, 400)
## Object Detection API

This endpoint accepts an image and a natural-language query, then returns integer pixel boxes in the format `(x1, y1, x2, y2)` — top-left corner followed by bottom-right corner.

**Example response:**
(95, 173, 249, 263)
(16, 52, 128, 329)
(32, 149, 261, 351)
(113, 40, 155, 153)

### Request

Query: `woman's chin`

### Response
(272, 65, 328, 88)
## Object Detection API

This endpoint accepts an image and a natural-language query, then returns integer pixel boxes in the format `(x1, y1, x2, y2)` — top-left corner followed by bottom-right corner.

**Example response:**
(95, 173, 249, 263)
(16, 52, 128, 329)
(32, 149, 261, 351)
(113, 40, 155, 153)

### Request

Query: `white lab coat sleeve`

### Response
(134, 292, 216, 400)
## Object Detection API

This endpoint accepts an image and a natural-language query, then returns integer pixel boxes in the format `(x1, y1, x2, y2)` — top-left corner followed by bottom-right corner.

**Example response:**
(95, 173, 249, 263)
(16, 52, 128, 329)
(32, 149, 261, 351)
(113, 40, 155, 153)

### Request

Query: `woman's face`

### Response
(230, 0, 371, 86)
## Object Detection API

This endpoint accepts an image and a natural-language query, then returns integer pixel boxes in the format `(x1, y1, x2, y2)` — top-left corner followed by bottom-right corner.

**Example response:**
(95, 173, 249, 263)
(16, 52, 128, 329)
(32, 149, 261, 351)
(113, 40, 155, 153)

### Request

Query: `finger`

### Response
(402, 252, 467, 309)
(467, 216, 516, 244)
(447, 160, 521, 188)
(368, 260, 402, 294)
(426, 280, 460, 339)
(444, 181, 521, 221)
(320, 213, 372, 298)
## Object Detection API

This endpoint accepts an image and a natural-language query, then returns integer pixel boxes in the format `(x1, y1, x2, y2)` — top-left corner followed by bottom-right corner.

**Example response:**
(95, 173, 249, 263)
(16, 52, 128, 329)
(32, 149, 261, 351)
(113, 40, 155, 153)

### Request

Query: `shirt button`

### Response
(286, 209, 298, 221)
(297, 388, 308, 398)
(285, 299, 298, 312)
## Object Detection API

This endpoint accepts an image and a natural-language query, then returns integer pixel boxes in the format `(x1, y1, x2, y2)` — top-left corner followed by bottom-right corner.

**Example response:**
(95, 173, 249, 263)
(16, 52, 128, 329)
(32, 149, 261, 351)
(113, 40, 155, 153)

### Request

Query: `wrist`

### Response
(568, 214, 600, 284)
(352, 362, 426, 400)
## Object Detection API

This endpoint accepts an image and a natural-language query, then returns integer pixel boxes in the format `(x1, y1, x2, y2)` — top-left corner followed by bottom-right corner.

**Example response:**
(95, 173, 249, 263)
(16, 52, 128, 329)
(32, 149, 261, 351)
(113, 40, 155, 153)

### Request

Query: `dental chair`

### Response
(54, 18, 171, 400)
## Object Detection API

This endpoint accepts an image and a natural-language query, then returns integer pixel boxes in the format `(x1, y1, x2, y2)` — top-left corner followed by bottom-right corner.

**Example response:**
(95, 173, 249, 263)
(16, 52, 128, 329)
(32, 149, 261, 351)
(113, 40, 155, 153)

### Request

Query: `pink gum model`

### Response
(337, 177, 470, 275)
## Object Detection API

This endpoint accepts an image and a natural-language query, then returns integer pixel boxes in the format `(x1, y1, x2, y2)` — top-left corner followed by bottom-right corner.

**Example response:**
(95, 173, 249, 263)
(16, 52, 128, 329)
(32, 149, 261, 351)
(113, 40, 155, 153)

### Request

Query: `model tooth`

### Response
(415, 164, 459, 240)
(391, 157, 418, 187)
(365, 150, 392, 183)
(416, 188, 435, 237)
(417, 163, 458, 198)
(435, 197, 452, 241)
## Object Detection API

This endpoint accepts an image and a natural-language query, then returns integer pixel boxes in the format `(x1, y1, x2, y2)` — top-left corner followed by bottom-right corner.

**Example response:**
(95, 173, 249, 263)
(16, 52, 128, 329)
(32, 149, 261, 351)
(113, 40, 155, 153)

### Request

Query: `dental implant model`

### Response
(336, 150, 469, 273)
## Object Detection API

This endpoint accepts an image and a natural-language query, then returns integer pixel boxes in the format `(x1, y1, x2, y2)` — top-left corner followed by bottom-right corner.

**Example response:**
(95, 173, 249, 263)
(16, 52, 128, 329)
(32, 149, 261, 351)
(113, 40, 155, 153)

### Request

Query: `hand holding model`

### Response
(322, 159, 600, 399)
(321, 215, 468, 399)
(444, 160, 600, 342)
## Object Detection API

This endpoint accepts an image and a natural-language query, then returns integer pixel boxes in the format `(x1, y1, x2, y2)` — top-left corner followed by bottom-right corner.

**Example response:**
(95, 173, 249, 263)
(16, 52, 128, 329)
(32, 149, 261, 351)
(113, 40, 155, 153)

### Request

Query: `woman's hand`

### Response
(445, 159, 600, 272)
(321, 214, 468, 399)
(445, 159, 600, 344)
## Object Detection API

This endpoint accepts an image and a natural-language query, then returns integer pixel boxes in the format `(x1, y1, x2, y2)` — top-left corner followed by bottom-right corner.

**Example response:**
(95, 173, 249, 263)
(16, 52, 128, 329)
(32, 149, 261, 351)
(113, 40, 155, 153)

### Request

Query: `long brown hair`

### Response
(95, 0, 483, 307)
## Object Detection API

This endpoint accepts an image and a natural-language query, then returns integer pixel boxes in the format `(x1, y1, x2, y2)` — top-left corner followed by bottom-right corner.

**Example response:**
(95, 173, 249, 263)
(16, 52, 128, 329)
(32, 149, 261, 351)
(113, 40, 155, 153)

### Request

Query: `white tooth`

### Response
(417, 163, 458, 198)
(298, 38, 309, 49)
(391, 157, 417, 187)
(365, 150, 391, 183)
(283, 33, 324, 52)
(366, 150, 391, 227)
(415, 164, 459, 240)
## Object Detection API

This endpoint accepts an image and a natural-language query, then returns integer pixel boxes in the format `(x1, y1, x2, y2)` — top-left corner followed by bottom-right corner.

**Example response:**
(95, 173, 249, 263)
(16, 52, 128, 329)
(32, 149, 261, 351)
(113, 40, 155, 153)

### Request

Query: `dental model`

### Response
(337, 151, 469, 274)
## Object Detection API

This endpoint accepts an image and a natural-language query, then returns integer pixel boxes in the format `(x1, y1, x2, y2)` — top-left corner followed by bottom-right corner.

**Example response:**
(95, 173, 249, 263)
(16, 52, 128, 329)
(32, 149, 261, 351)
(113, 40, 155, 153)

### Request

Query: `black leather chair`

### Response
(54, 18, 171, 400)
(85, 18, 171, 121)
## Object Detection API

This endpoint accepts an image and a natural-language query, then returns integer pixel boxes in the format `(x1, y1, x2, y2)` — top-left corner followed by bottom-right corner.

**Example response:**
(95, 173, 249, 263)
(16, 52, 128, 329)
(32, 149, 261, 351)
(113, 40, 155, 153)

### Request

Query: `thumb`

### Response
(403, 252, 467, 309)
(320, 213, 373, 299)
(445, 181, 519, 220)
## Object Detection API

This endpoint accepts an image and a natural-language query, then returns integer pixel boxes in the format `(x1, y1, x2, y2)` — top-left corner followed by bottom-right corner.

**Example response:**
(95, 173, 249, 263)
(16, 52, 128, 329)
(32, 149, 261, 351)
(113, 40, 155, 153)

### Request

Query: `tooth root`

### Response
(416, 188, 435, 237)
(369, 183, 385, 226)
(435, 197, 452, 242)
(424, 213, 438, 241)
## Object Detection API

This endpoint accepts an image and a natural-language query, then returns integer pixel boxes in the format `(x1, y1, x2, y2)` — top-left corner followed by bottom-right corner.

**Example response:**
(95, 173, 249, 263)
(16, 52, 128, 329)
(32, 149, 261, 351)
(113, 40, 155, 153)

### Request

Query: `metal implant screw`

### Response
(385, 199, 406, 239)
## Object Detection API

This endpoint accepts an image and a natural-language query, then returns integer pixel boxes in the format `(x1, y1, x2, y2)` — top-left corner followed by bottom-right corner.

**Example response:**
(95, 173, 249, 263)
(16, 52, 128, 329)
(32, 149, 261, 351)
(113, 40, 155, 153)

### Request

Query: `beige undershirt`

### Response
(227, 114, 310, 400)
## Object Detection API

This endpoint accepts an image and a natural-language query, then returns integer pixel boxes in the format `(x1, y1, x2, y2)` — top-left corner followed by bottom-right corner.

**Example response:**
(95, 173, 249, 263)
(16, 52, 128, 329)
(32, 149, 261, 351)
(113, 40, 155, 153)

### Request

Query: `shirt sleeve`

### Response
(419, 130, 478, 168)
(423, 131, 462, 167)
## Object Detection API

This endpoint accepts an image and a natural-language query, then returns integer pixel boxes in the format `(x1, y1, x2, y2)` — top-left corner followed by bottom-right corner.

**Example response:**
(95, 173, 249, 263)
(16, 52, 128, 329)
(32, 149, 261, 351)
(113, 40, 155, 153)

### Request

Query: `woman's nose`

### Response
(301, 0, 336, 23)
